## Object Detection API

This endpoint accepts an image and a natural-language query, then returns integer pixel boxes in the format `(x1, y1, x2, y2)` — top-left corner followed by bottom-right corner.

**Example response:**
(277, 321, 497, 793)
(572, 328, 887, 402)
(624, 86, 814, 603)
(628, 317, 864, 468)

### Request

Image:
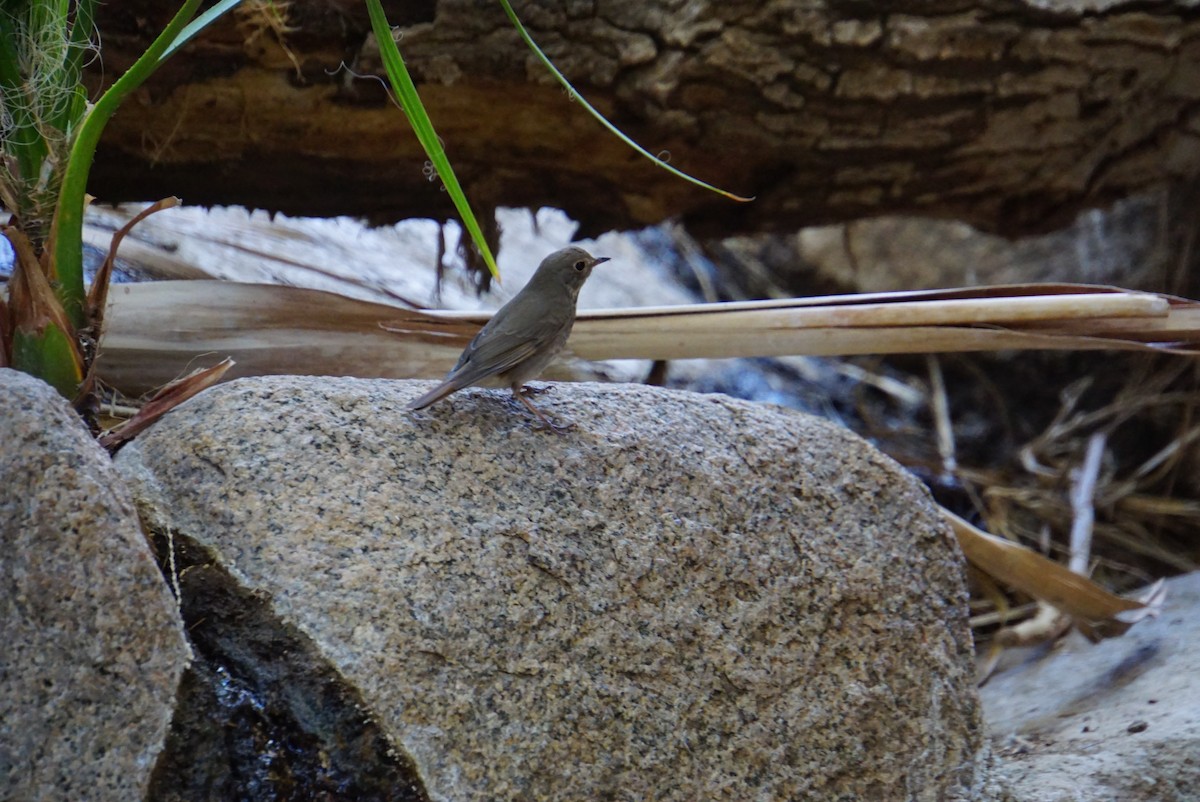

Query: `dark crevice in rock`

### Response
(144, 527, 428, 802)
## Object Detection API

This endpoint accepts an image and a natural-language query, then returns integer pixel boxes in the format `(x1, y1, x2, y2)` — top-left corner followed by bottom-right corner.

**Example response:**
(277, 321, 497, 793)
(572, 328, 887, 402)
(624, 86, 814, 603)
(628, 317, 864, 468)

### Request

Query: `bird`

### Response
(407, 245, 610, 432)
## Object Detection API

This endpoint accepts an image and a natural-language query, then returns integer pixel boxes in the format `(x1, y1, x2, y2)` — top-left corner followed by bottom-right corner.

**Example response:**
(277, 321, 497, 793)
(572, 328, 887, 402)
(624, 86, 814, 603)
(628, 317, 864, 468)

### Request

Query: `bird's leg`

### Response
(512, 385, 574, 434)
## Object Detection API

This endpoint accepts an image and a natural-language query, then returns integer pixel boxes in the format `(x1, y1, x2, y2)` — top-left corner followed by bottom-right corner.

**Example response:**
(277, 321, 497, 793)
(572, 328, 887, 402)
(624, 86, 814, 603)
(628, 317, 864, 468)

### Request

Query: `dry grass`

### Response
(236, 0, 302, 77)
(901, 353, 1200, 663)
(974, 359, 1199, 579)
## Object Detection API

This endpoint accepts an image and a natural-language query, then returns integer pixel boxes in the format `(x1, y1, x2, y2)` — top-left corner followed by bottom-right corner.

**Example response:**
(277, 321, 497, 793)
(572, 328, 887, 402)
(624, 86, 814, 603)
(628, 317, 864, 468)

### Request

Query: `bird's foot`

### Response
(513, 387, 573, 434)
(519, 384, 555, 397)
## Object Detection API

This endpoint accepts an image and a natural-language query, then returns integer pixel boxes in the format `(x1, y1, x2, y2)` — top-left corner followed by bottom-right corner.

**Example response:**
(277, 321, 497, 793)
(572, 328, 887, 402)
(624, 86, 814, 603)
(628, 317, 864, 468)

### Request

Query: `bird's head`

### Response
(533, 246, 610, 296)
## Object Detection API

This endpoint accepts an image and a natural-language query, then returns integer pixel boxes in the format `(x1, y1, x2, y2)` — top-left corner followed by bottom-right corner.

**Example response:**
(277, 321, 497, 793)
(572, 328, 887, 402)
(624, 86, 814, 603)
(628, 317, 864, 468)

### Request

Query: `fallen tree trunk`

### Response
(89, 1, 1200, 238)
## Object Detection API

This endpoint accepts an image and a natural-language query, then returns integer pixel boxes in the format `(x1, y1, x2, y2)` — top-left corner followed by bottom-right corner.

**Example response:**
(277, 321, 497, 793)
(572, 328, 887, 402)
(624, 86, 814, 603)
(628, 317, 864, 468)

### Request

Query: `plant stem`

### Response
(50, 0, 204, 329)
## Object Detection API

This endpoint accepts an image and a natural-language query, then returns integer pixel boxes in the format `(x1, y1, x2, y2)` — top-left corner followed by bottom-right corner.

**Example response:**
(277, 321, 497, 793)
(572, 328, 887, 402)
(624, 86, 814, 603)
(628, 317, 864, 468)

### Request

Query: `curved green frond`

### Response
(497, 0, 753, 203)
(159, 0, 245, 63)
(364, 0, 499, 279)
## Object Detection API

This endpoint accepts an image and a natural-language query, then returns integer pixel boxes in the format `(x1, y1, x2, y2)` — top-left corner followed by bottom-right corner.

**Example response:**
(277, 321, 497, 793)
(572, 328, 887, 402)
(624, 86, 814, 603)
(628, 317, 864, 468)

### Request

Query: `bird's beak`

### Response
(592, 257, 611, 267)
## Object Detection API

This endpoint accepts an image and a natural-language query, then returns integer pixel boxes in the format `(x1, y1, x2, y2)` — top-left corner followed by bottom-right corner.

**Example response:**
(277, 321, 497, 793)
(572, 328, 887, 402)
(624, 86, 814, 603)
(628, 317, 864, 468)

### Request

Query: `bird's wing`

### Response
(407, 291, 568, 411)
(446, 309, 562, 388)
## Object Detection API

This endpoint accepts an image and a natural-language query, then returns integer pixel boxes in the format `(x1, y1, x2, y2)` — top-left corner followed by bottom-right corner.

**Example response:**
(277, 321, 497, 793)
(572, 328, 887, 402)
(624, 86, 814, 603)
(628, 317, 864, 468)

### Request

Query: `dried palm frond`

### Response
(97, 281, 1200, 394)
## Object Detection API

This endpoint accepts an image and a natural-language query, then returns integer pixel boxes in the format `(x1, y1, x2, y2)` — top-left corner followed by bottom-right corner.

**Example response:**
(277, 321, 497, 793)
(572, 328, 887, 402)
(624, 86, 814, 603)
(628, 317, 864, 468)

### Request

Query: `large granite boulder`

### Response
(115, 376, 988, 801)
(0, 369, 190, 801)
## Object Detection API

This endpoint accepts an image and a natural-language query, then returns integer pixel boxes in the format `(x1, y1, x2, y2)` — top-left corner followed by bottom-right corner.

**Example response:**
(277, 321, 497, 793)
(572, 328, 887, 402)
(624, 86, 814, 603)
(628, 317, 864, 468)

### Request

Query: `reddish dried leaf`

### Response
(87, 196, 180, 330)
(99, 357, 234, 452)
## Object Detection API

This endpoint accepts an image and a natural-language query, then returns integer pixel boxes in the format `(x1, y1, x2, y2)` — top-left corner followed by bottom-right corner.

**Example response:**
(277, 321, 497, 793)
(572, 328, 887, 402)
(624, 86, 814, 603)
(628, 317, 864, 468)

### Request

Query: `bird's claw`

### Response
(519, 384, 555, 397)
(531, 417, 575, 435)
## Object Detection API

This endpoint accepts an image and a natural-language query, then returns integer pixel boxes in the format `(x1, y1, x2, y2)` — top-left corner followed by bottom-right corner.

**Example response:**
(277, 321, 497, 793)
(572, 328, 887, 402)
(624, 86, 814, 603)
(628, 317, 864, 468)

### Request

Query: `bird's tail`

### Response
(407, 379, 461, 411)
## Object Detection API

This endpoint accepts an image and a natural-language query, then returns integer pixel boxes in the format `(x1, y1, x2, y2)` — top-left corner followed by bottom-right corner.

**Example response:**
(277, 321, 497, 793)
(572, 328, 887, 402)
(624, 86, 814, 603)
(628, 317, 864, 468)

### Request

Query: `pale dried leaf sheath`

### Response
(943, 509, 1148, 635)
(100, 282, 1197, 394)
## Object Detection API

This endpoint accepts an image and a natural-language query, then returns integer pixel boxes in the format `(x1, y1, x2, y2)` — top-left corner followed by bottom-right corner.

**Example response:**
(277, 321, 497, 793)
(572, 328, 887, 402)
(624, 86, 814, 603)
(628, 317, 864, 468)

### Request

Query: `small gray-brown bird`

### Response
(407, 246, 609, 432)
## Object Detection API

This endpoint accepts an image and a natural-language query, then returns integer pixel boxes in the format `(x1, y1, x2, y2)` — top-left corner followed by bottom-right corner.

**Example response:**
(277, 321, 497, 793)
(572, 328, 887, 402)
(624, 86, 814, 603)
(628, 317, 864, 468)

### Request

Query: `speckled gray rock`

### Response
(0, 369, 190, 801)
(116, 376, 987, 801)
(984, 571, 1200, 802)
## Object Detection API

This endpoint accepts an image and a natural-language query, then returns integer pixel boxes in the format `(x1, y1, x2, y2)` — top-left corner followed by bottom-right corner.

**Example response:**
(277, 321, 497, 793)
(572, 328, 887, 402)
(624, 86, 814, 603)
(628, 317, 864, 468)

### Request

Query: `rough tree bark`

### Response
(88, 0, 1200, 238)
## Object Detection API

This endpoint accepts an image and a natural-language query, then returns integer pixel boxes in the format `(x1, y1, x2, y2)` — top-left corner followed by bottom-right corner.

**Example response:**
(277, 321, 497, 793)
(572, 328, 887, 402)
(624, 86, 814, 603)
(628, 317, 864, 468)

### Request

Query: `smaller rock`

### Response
(0, 369, 190, 802)
(983, 571, 1200, 802)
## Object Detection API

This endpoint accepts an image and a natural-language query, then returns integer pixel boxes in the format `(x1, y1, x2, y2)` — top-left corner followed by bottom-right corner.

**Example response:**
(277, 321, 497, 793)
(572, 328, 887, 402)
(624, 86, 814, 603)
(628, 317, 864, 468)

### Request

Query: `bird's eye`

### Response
(573, 260, 587, 271)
